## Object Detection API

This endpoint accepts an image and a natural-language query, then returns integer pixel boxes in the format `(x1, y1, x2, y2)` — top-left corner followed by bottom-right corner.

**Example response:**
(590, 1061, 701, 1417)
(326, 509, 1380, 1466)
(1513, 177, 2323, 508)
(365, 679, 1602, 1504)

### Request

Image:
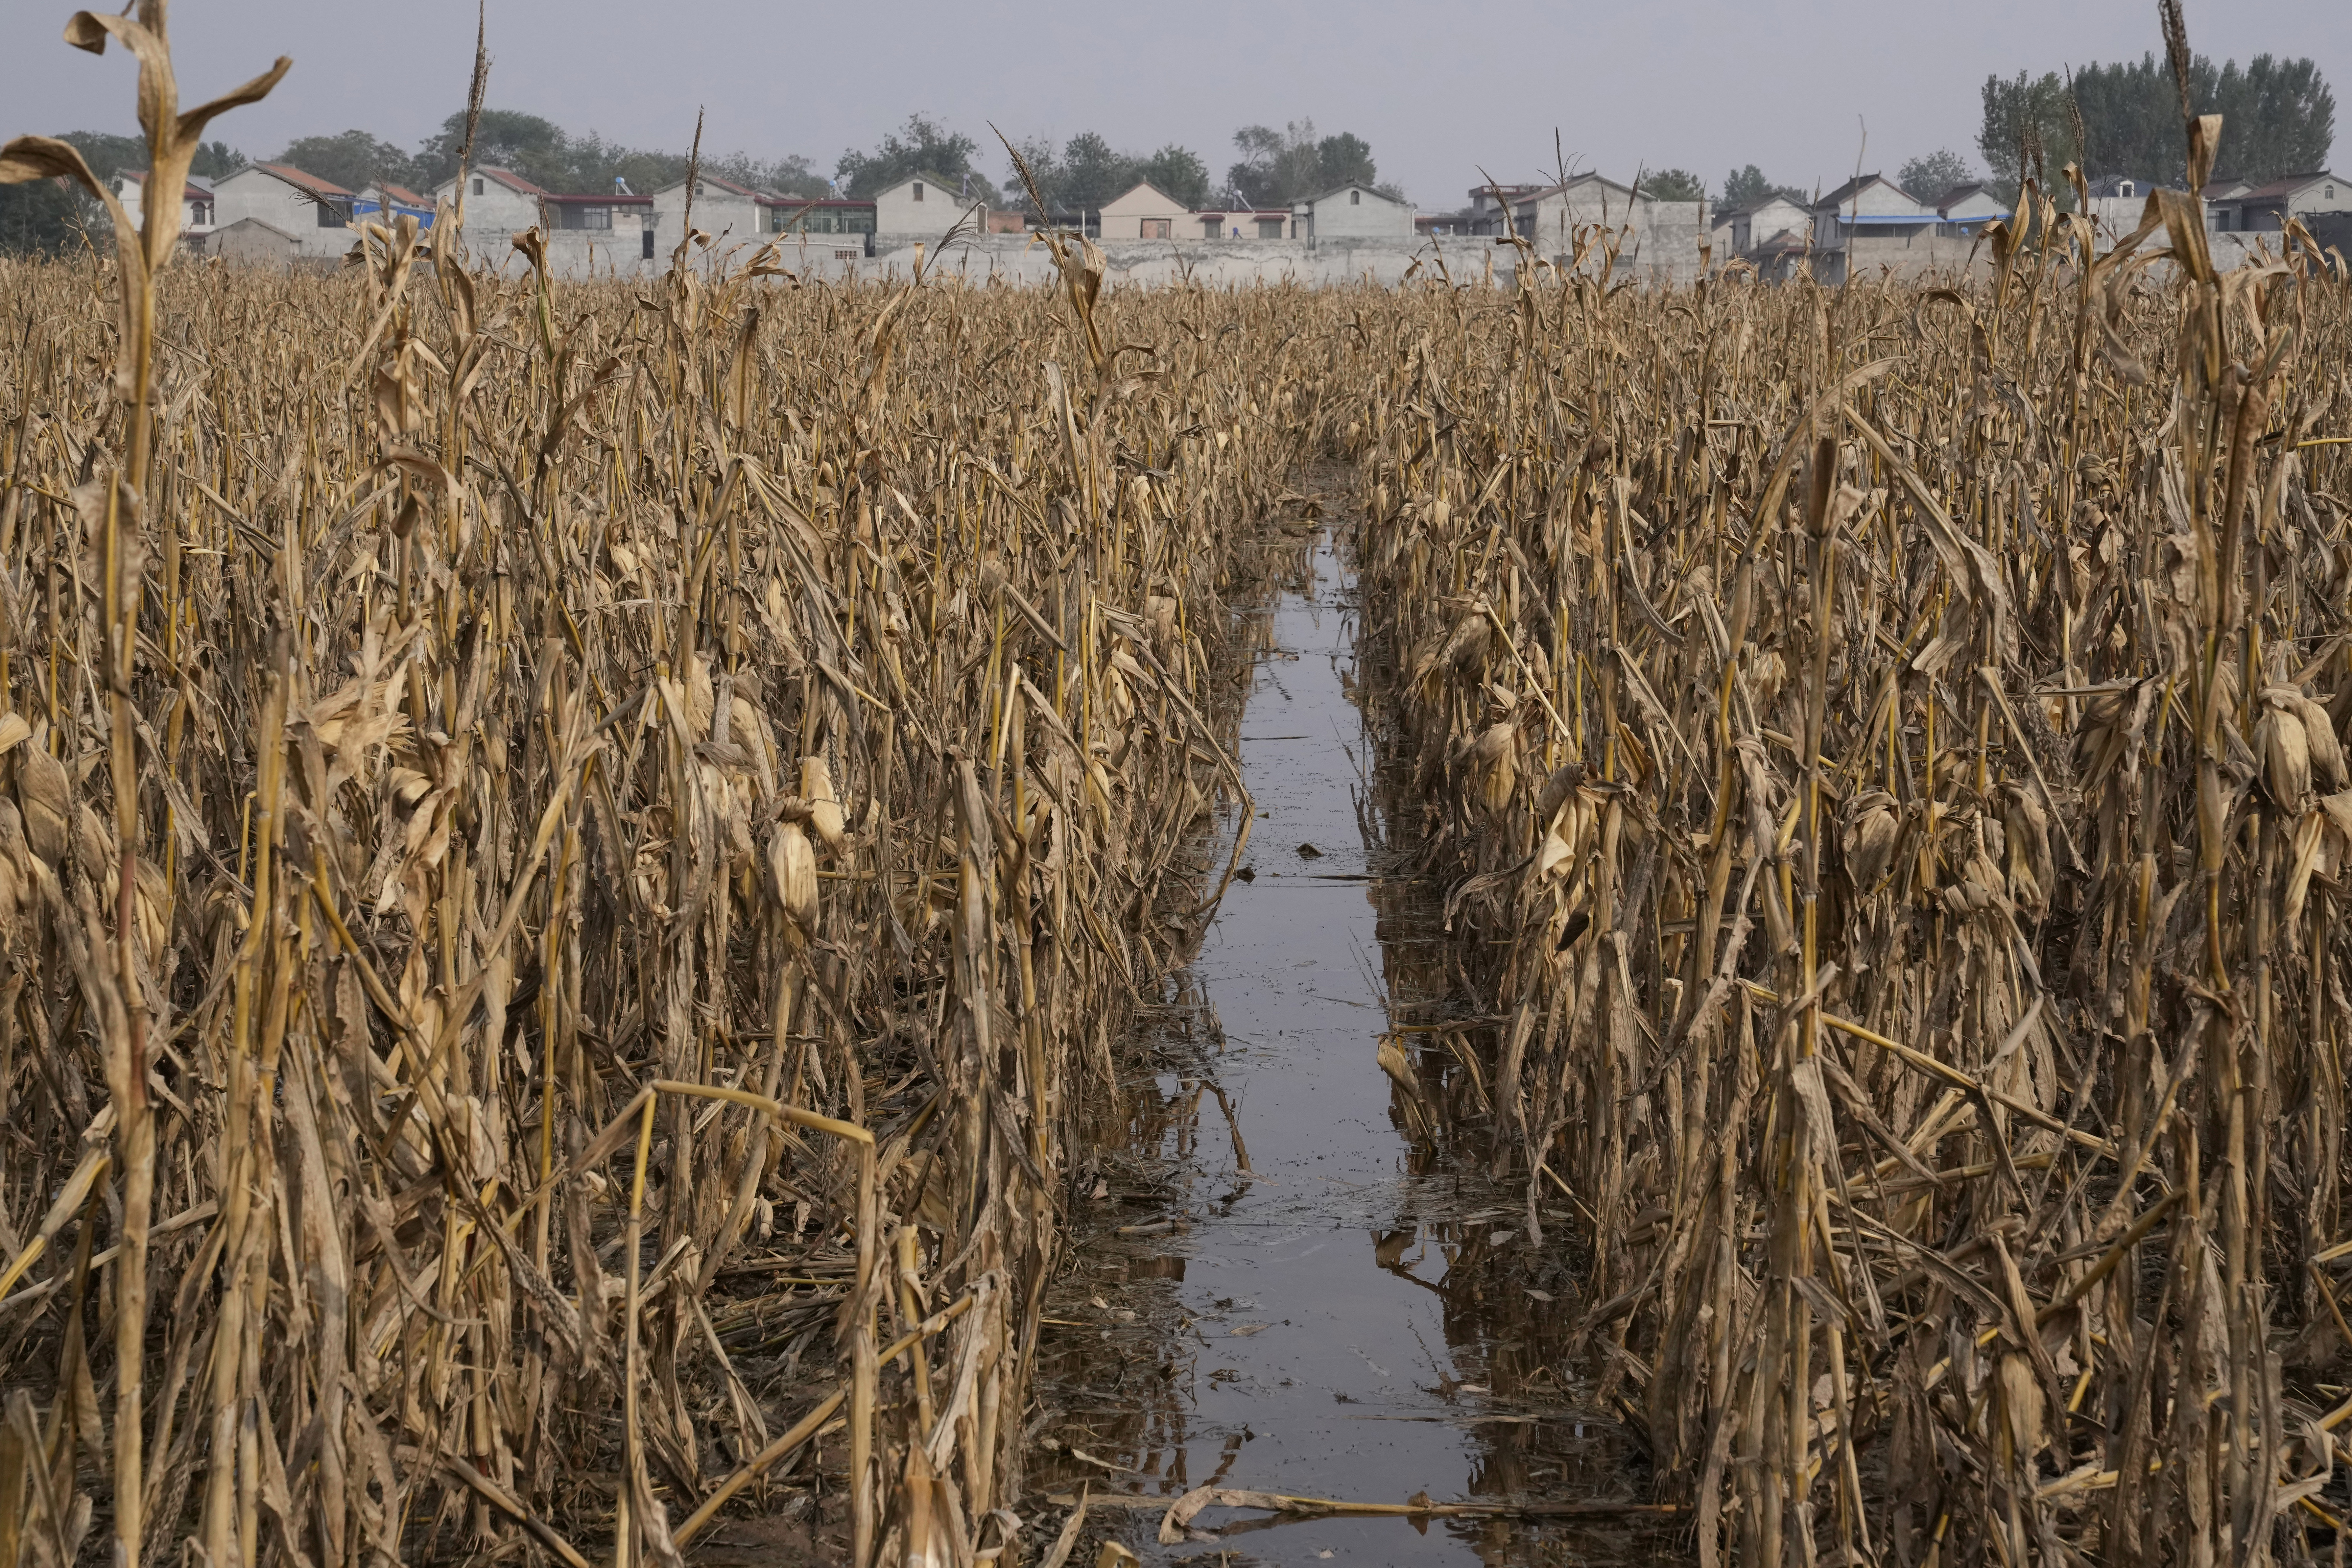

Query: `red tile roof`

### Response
(473, 166, 550, 197)
(253, 162, 352, 197)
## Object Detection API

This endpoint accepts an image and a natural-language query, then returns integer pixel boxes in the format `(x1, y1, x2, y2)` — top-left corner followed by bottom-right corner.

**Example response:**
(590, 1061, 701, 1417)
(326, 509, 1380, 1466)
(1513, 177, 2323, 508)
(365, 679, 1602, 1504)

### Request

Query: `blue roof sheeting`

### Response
(352, 199, 434, 227)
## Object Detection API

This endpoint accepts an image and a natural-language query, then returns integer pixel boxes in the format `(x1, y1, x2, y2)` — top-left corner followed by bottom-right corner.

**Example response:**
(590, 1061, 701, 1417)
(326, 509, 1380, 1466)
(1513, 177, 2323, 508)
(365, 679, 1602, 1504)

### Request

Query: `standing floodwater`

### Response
(1029, 528, 1675, 1565)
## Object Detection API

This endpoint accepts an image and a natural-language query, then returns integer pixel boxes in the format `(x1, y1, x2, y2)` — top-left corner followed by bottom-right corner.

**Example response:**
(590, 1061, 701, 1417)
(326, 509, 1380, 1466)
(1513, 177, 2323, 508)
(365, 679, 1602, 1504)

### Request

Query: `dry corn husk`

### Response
(767, 822, 818, 937)
(801, 755, 844, 847)
(687, 654, 716, 739)
(2266, 685, 2347, 790)
(1470, 720, 1519, 811)
(16, 735, 70, 869)
(1843, 791, 1901, 893)
(2258, 706, 2313, 812)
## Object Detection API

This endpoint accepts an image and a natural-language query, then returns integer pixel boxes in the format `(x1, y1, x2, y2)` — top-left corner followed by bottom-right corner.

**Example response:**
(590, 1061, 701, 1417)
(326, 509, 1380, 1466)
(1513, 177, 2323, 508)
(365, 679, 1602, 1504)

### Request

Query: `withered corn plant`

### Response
(1346, 30, 2352, 1566)
(0, 10, 1349, 1568)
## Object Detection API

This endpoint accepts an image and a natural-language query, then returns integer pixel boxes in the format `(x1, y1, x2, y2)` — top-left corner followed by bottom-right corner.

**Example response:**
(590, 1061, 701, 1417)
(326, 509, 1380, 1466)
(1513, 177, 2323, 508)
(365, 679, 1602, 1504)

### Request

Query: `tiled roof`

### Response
(488, 167, 552, 196)
(253, 162, 352, 197)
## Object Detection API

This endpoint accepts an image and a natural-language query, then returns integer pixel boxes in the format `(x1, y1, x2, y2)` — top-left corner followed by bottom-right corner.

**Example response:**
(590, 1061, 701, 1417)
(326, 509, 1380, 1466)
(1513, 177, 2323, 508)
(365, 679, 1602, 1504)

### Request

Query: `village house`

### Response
(2208, 170, 2349, 234)
(210, 162, 351, 238)
(1192, 201, 1294, 240)
(206, 218, 303, 268)
(650, 171, 762, 242)
(1712, 194, 1808, 257)
(2200, 176, 2257, 231)
(430, 166, 547, 241)
(1299, 182, 1413, 239)
(1095, 182, 1293, 240)
(765, 198, 877, 239)
(871, 172, 987, 237)
(1806, 174, 1945, 281)
(1097, 180, 1189, 240)
(1460, 184, 1542, 237)
(542, 189, 654, 260)
(1512, 172, 1649, 246)
(1933, 181, 2009, 235)
(114, 171, 215, 238)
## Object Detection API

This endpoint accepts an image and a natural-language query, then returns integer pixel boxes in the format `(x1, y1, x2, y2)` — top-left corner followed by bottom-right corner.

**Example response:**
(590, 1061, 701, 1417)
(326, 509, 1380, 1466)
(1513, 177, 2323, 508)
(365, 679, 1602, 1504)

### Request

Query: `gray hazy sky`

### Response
(3, 0, 2343, 206)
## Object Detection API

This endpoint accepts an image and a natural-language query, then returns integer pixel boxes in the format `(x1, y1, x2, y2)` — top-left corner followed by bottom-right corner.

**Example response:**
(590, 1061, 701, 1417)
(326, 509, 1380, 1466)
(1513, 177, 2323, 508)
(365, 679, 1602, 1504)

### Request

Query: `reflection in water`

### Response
(1026, 527, 1683, 1564)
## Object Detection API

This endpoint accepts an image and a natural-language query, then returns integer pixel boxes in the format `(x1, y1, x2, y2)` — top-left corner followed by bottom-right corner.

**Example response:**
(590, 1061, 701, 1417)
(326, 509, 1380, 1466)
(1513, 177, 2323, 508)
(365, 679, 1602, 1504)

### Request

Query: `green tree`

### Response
(58, 131, 148, 184)
(1977, 70, 2082, 196)
(1137, 144, 1210, 210)
(2210, 54, 2335, 181)
(1642, 168, 1707, 201)
(837, 115, 997, 202)
(1985, 53, 2332, 188)
(417, 107, 570, 189)
(1721, 164, 1811, 210)
(1057, 131, 1133, 210)
(278, 129, 421, 193)
(0, 177, 89, 255)
(189, 141, 245, 179)
(1315, 132, 1377, 191)
(1228, 120, 1388, 207)
(1897, 148, 1977, 204)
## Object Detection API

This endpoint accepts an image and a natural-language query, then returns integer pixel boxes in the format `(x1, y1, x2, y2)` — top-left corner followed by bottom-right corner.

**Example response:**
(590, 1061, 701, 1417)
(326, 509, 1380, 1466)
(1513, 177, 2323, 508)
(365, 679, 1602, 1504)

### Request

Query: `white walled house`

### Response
(1716, 194, 1808, 256)
(2223, 171, 2349, 233)
(1191, 200, 1294, 239)
(207, 217, 302, 268)
(114, 171, 214, 240)
(1513, 173, 1647, 246)
(1933, 182, 2007, 224)
(651, 172, 760, 243)
(1465, 183, 1543, 237)
(209, 163, 351, 254)
(872, 172, 985, 238)
(2083, 175, 2148, 238)
(431, 166, 547, 244)
(1098, 180, 1190, 240)
(1301, 182, 1413, 239)
(2201, 176, 2257, 232)
(1808, 174, 1965, 282)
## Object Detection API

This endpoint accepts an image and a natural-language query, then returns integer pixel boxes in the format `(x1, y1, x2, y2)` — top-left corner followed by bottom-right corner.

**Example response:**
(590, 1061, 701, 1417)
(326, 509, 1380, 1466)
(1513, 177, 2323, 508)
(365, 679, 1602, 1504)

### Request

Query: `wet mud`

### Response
(1025, 527, 1684, 1564)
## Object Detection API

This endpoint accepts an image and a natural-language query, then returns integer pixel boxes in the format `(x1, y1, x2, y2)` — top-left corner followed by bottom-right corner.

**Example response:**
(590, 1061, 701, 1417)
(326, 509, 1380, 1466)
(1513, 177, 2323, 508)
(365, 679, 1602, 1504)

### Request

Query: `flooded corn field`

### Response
(1028, 522, 1679, 1564)
(9, 8, 2352, 1564)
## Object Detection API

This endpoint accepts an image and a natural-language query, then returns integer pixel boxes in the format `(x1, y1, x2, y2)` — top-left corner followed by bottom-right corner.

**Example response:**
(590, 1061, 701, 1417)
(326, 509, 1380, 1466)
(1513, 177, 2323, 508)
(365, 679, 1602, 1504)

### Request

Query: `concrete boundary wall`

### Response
(333, 221, 2306, 287)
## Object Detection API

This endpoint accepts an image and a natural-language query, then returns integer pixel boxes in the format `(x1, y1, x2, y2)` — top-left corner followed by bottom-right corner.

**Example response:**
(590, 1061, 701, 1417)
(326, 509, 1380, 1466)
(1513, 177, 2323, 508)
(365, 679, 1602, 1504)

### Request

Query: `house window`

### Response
(317, 199, 346, 227)
(2329, 185, 2337, 200)
(1257, 217, 1283, 238)
(472, 177, 483, 196)
(1350, 190, 1361, 205)
(641, 228, 655, 261)
(912, 182, 924, 202)
(571, 204, 611, 230)
(1140, 217, 1170, 239)
(1202, 217, 1222, 239)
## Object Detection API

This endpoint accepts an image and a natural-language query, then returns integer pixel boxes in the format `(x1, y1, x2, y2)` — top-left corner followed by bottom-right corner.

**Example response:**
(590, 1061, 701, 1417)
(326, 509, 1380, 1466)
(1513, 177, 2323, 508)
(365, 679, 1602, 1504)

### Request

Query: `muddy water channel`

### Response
(1027, 531, 1681, 1565)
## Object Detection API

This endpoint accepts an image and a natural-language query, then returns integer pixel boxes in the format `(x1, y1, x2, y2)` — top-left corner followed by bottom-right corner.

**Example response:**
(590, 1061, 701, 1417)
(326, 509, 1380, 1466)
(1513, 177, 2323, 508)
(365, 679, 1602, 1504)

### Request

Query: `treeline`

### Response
(1982, 51, 2334, 188)
(2, 107, 1399, 256)
(848, 115, 1403, 218)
